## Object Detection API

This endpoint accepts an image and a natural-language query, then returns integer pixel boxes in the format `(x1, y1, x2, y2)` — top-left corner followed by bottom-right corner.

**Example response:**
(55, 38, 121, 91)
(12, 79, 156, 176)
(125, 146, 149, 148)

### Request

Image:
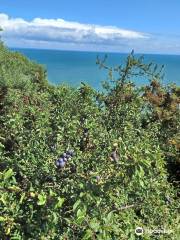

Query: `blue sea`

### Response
(12, 48, 180, 89)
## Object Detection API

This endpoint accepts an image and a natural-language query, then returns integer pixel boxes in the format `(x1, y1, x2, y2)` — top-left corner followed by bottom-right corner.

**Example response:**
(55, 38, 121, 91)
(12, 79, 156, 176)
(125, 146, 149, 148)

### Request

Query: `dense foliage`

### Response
(0, 43, 179, 239)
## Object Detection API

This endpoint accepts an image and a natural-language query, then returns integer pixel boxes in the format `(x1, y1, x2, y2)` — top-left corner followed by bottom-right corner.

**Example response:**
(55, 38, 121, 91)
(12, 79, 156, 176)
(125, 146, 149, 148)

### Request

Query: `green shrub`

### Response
(0, 45, 179, 239)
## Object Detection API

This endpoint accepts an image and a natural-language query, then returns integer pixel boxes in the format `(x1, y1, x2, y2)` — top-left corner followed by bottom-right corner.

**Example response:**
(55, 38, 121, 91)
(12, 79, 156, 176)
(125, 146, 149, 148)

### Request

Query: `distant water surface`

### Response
(12, 48, 180, 89)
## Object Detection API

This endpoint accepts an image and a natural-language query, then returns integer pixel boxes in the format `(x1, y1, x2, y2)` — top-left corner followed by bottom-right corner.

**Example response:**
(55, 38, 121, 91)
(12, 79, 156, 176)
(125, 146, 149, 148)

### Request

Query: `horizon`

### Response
(10, 46, 180, 57)
(1, 0, 180, 55)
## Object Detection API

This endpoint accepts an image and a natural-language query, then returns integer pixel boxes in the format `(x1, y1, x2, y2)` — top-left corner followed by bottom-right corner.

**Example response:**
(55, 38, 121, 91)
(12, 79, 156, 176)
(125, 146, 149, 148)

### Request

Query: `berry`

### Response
(66, 152, 72, 159)
(55, 160, 60, 167)
(63, 157, 68, 162)
(67, 149, 74, 157)
(55, 158, 66, 168)
(62, 152, 67, 158)
(59, 161, 66, 168)
(59, 158, 64, 163)
(66, 153, 71, 158)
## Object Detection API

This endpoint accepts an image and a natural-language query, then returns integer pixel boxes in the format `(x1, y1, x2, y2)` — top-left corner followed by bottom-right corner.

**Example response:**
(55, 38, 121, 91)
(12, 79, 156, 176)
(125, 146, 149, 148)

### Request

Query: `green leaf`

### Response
(77, 209, 83, 218)
(76, 208, 86, 224)
(89, 219, 100, 232)
(0, 216, 6, 222)
(37, 194, 46, 206)
(0, 142, 4, 149)
(73, 199, 81, 211)
(55, 197, 64, 209)
(4, 169, 13, 180)
(19, 192, 26, 204)
(0, 195, 6, 205)
(83, 229, 93, 240)
(106, 211, 114, 223)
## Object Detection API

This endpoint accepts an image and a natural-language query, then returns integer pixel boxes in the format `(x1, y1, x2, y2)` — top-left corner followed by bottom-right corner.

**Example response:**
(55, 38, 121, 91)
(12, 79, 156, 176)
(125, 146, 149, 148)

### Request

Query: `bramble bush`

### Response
(0, 44, 179, 239)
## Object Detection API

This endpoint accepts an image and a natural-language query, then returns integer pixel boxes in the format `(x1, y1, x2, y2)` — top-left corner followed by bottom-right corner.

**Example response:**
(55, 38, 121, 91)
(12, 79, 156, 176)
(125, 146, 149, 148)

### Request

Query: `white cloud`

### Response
(0, 13, 180, 54)
(0, 13, 149, 48)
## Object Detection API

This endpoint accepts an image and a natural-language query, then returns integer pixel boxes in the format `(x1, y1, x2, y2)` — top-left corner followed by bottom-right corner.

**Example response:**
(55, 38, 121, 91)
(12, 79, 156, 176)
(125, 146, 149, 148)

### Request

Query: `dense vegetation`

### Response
(0, 42, 179, 239)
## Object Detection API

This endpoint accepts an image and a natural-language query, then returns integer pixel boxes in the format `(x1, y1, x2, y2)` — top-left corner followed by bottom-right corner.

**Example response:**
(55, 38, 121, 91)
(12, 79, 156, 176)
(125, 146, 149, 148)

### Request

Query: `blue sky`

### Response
(0, 0, 180, 54)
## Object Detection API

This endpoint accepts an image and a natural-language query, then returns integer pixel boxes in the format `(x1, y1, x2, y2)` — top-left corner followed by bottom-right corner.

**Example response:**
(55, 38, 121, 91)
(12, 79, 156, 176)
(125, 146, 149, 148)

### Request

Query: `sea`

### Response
(12, 48, 180, 90)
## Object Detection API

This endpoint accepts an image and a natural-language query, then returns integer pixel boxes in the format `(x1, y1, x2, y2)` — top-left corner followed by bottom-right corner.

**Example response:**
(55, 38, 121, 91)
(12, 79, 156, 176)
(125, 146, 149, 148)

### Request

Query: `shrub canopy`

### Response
(0, 45, 179, 239)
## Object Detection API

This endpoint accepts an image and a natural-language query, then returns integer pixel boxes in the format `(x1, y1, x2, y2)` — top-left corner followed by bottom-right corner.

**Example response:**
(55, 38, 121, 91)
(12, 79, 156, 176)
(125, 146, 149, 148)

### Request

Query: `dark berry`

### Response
(55, 160, 60, 167)
(67, 149, 74, 156)
(59, 161, 66, 168)
(66, 153, 71, 158)
(62, 152, 67, 158)
(59, 158, 64, 163)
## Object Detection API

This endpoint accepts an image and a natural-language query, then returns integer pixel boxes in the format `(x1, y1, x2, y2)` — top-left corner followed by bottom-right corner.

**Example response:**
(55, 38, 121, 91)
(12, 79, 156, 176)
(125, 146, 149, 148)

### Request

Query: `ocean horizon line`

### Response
(10, 46, 180, 57)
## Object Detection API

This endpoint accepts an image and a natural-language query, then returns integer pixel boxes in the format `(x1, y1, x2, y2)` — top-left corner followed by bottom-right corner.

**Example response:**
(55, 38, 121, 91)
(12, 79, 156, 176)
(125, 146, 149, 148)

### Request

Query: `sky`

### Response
(0, 0, 180, 54)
